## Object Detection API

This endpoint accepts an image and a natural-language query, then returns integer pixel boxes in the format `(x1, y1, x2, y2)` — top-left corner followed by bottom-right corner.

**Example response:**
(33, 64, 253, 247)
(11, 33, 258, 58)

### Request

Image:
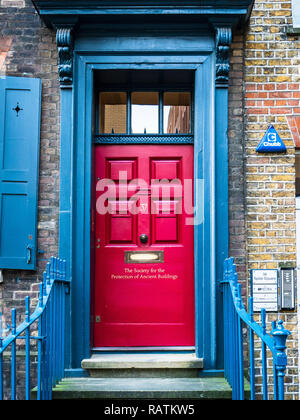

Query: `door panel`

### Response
(94, 145, 194, 347)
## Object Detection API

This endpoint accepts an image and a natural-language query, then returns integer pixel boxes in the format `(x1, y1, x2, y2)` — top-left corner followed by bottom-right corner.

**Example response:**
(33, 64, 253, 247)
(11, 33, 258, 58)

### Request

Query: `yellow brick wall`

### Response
(244, 0, 299, 399)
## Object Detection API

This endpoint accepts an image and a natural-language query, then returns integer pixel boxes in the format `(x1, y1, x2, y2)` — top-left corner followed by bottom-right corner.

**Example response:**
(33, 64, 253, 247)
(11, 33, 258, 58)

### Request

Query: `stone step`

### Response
(52, 377, 232, 399)
(81, 353, 204, 378)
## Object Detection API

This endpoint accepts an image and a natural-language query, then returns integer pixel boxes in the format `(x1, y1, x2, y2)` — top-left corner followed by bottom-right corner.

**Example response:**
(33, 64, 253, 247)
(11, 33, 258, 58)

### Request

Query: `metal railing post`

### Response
(25, 296, 31, 400)
(222, 257, 291, 401)
(0, 256, 68, 400)
(270, 319, 290, 400)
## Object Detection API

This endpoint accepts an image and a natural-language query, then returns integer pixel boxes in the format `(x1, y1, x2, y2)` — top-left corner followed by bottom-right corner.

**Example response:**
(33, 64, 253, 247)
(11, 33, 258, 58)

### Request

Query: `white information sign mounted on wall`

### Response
(292, 0, 300, 28)
(251, 269, 278, 312)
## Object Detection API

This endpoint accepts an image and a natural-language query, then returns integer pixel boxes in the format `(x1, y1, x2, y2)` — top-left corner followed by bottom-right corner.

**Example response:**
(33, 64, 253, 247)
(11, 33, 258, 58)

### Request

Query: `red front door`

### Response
(93, 145, 194, 347)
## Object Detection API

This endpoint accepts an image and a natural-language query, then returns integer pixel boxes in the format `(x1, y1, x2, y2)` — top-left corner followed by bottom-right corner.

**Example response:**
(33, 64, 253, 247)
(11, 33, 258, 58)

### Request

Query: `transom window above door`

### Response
(93, 69, 194, 143)
(98, 90, 192, 135)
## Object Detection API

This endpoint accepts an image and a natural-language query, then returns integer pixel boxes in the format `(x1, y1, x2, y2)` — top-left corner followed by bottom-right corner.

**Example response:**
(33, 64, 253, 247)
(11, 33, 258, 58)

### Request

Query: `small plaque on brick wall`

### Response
(256, 125, 286, 153)
(251, 269, 278, 312)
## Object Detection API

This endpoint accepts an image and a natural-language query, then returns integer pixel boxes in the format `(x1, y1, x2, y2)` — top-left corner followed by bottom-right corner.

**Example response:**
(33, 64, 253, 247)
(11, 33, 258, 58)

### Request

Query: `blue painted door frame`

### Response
(58, 32, 229, 373)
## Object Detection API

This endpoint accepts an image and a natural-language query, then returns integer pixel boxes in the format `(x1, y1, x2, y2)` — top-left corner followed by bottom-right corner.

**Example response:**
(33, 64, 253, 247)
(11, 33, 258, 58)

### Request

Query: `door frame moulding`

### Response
(54, 27, 230, 372)
(66, 48, 227, 371)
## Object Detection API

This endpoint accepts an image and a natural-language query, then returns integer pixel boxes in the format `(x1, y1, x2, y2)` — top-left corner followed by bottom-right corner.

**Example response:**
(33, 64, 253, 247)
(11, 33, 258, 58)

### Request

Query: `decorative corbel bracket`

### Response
(56, 27, 74, 87)
(215, 27, 232, 85)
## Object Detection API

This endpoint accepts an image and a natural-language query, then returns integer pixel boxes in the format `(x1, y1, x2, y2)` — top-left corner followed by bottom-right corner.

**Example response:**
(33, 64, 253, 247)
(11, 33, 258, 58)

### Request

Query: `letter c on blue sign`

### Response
(268, 133, 276, 143)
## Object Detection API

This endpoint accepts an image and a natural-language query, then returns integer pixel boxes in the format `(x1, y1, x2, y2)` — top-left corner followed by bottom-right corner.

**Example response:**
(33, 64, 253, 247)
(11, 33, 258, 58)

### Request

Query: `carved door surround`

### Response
(54, 24, 232, 88)
(31, 0, 254, 369)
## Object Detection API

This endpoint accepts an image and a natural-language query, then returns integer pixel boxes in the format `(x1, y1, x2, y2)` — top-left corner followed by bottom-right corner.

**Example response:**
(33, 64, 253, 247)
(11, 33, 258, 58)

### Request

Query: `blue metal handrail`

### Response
(0, 257, 69, 400)
(222, 257, 291, 400)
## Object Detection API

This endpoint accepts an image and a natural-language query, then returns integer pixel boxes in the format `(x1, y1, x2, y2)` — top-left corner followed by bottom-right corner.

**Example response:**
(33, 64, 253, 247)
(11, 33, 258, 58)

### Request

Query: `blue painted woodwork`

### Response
(30, 0, 253, 374)
(56, 28, 74, 87)
(72, 48, 219, 369)
(223, 257, 291, 400)
(216, 28, 232, 84)
(57, 36, 229, 372)
(58, 87, 73, 370)
(0, 77, 41, 270)
(32, 0, 255, 29)
(94, 134, 194, 144)
(215, 86, 229, 368)
(0, 257, 69, 400)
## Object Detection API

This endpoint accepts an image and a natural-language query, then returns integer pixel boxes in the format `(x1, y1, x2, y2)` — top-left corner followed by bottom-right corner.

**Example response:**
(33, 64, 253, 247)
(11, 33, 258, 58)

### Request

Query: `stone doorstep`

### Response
(51, 377, 232, 400)
(34, 354, 245, 399)
(81, 353, 204, 378)
(81, 353, 204, 371)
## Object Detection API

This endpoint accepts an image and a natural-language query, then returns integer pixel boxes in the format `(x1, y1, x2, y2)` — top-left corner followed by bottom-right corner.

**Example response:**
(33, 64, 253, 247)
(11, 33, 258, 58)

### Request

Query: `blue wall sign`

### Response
(256, 125, 286, 153)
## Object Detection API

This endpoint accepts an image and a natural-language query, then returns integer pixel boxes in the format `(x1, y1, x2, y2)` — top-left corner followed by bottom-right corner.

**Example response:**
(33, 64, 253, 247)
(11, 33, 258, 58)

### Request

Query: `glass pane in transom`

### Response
(164, 92, 191, 134)
(99, 92, 127, 134)
(131, 92, 159, 134)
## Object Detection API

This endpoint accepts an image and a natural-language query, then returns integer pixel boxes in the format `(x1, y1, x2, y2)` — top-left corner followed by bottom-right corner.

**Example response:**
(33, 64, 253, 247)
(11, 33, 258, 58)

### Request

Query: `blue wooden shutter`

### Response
(0, 76, 41, 270)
